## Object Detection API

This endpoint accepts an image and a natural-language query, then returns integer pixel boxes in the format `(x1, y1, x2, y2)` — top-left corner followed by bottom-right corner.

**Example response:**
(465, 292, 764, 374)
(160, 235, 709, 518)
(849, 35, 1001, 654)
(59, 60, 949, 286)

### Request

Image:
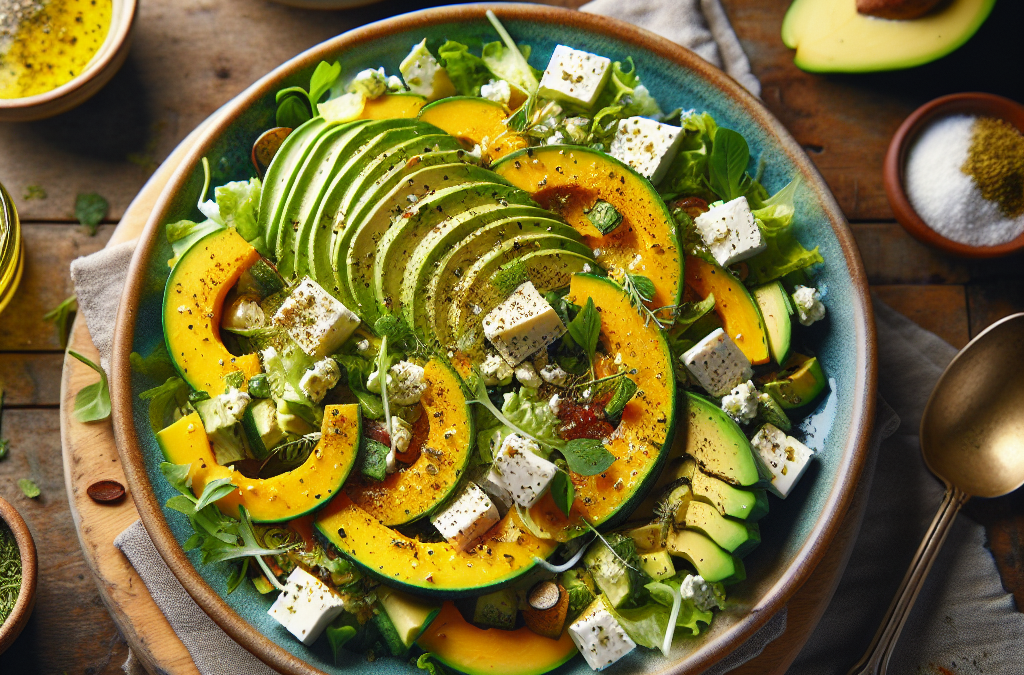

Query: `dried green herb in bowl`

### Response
(0, 520, 20, 625)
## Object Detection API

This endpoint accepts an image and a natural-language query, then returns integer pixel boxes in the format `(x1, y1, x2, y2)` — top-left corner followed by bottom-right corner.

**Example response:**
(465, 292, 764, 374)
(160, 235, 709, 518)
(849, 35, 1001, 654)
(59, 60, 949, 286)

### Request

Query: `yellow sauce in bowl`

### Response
(0, 0, 112, 99)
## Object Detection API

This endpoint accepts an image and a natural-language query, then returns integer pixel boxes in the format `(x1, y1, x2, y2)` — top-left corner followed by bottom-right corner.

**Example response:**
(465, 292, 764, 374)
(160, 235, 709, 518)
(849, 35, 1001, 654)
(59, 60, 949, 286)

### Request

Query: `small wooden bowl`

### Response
(0, 0, 137, 122)
(883, 92, 1024, 259)
(0, 497, 36, 654)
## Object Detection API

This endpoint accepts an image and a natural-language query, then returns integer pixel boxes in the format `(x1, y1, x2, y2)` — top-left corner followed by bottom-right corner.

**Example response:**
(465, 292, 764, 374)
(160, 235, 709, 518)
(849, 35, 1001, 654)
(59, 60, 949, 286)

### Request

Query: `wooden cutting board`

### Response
(58, 119, 871, 675)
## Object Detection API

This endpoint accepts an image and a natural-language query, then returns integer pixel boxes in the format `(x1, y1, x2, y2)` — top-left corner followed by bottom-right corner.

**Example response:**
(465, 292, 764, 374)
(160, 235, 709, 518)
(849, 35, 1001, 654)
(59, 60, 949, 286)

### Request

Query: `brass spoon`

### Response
(849, 312, 1024, 675)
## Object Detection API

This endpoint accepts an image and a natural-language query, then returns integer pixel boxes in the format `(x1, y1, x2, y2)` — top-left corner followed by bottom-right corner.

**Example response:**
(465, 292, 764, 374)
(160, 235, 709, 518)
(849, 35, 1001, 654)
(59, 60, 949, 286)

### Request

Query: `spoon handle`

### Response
(846, 485, 969, 675)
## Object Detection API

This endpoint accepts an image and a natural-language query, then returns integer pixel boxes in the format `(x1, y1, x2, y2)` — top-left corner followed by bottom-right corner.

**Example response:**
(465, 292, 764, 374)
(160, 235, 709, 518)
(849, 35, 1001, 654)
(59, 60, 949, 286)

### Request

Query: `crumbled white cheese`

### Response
(399, 39, 454, 100)
(538, 44, 612, 108)
(490, 433, 558, 508)
(347, 68, 387, 99)
(545, 130, 566, 145)
(355, 339, 371, 354)
(273, 277, 360, 359)
(480, 79, 512, 104)
(298, 358, 341, 404)
(693, 196, 766, 267)
(483, 281, 566, 365)
(569, 597, 637, 671)
(267, 567, 345, 646)
(721, 380, 759, 425)
(198, 388, 250, 432)
(365, 368, 390, 394)
(548, 393, 561, 416)
(221, 297, 265, 331)
(609, 116, 684, 184)
(429, 482, 500, 551)
(480, 353, 514, 386)
(390, 416, 412, 454)
(515, 362, 542, 389)
(680, 574, 721, 613)
(792, 285, 826, 326)
(751, 423, 815, 498)
(388, 360, 427, 405)
(539, 363, 568, 387)
(682, 328, 753, 397)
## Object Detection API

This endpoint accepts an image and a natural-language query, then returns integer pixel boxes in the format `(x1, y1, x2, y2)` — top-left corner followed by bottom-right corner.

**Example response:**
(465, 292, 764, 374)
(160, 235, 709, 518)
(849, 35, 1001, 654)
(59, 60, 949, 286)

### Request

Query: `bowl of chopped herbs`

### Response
(0, 495, 36, 654)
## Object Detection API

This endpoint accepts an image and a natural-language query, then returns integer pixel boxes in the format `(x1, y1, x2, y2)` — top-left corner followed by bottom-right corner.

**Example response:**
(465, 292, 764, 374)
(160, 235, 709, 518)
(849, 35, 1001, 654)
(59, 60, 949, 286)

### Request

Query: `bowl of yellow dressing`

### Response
(0, 0, 136, 121)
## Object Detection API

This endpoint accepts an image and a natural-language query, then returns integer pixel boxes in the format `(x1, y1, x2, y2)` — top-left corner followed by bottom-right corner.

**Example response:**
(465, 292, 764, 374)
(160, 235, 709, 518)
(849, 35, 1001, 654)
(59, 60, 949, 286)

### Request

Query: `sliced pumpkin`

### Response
(492, 146, 683, 309)
(528, 274, 675, 540)
(163, 228, 262, 393)
(360, 93, 427, 120)
(315, 497, 556, 598)
(416, 602, 578, 675)
(418, 96, 528, 163)
(345, 358, 473, 525)
(157, 404, 360, 523)
(685, 255, 769, 365)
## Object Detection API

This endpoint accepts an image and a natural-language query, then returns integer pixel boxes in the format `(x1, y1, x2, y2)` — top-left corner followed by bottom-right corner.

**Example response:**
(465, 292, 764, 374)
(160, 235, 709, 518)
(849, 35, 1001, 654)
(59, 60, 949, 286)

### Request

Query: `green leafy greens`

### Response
(43, 294, 77, 349)
(276, 61, 342, 126)
(744, 178, 823, 284)
(75, 192, 108, 235)
(69, 350, 111, 422)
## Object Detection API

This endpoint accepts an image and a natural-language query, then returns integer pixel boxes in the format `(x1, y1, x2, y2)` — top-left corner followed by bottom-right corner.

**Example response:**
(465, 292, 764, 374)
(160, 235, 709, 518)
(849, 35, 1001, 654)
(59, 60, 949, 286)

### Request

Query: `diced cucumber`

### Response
(359, 439, 389, 481)
(242, 258, 286, 298)
(583, 534, 649, 609)
(473, 589, 518, 629)
(378, 586, 441, 648)
(241, 398, 286, 460)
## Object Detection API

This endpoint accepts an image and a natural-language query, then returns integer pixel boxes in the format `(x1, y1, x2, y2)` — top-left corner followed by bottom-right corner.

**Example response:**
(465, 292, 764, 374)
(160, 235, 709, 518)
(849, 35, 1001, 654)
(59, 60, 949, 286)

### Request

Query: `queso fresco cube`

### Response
(609, 116, 684, 185)
(482, 281, 566, 365)
(693, 196, 766, 268)
(538, 44, 612, 108)
(430, 482, 500, 551)
(682, 328, 753, 397)
(751, 424, 814, 498)
(268, 567, 345, 646)
(273, 277, 360, 359)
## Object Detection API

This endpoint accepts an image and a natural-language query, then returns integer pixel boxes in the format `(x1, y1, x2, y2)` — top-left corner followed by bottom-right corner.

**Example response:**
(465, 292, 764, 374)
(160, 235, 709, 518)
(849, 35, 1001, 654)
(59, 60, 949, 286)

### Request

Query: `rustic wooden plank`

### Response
(0, 224, 112, 351)
(0, 354, 65, 407)
(967, 280, 1024, 338)
(851, 223, 969, 285)
(871, 285, 970, 349)
(0, 409, 129, 675)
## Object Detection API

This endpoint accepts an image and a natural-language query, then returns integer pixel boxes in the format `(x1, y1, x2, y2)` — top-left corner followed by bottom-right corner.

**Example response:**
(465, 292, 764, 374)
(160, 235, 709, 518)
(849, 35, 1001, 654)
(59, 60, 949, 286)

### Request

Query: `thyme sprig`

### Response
(620, 272, 676, 329)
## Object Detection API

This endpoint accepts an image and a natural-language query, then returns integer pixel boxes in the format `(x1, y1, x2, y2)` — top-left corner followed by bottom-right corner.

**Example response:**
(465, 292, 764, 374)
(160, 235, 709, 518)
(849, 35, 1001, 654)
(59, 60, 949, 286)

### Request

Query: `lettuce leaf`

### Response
(587, 59, 662, 147)
(610, 574, 714, 653)
(745, 178, 824, 285)
(167, 218, 224, 263)
(437, 41, 492, 96)
(214, 177, 262, 242)
(656, 112, 718, 200)
(481, 41, 540, 96)
(475, 386, 560, 462)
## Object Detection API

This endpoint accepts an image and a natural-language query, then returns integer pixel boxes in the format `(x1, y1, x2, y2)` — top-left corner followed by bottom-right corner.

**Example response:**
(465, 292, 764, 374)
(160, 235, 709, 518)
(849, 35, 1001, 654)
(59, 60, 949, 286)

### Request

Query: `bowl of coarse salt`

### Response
(885, 93, 1024, 258)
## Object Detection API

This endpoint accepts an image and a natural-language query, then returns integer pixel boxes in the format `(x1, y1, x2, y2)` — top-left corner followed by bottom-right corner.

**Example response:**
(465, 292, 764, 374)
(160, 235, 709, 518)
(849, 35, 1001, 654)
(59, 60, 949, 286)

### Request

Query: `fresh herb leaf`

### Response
(566, 297, 600, 377)
(437, 41, 492, 96)
(193, 477, 238, 512)
(358, 438, 389, 482)
(373, 312, 420, 353)
(327, 623, 358, 664)
(491, 258, 529, 296)
(603, 376, 638, 422)
(223, 370, 246, 391)
(415, 653, 452, 675)
(309, 61, 342, 114)
(68, 350, 111, 422)
(129, 343, 177, 381)
(626, 274, 655, 303)
(551, 471, 575, 517)
(43, 295, 77, 349)
(621, 273, 672, 329)
(247, 374, 271, 399)
(139, 377, 190, 433)
(226, 557, 249, 594)
(561, 438, 615, 476)
(276, 94, 311, 128)
(160, 462, 193, 495)
(18, 478, 40, 499)
(708, 128, 749, 202)
(586, 201, 623, 235)
(75, 193, 108, 235)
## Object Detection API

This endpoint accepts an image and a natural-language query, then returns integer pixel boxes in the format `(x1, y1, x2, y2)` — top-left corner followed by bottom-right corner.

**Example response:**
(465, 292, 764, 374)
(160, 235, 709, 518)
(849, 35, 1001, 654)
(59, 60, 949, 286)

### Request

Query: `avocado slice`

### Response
(672, 457, 769, 522)
(448, 246, 595, 355)
(782, 0, 995, 73)
(472, 589, 518, 630)
(665, 528, 743, 584)
(763, 353, 828, 410)
(257, 117, 329, 251)
(640, 550, 676, 581)
(377, 586, 441, 650)
(401, 209, 573, 330)
(675, 499, 760, 557)
(752, 281, 793, 366)
(683, 392, 774, 488)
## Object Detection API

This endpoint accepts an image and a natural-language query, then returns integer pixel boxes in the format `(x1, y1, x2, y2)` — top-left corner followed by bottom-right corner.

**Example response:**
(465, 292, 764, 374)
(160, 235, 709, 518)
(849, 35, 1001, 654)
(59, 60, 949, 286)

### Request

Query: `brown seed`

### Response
(528, 580, 561, 610)
(87, 480, 126, 503)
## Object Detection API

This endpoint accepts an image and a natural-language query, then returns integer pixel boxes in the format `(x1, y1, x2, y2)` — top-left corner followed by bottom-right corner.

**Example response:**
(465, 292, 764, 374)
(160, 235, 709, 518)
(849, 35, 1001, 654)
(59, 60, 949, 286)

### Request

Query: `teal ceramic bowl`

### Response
(111, 5, 877, 675)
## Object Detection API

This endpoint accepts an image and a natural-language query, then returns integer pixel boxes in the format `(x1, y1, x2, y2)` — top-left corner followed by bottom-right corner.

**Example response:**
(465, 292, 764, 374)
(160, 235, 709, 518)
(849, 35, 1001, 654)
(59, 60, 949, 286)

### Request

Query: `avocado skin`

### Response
(676, 499, 761, 557)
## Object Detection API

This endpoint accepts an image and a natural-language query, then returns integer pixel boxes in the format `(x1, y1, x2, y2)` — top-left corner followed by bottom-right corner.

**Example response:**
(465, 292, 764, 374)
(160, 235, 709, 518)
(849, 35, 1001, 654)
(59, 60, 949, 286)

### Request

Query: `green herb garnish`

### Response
(491, 258, 529, 296)
(18, 478, 40, 499)
(551, 471, 575, 517)
(708, 128, 749, 202)
(43, 295, 77, 349)
(68, 350, 111, 422)
(247, 374, 271, 399)
(566, 297, 601, 378)
(603, 376, 638, 422)
(276, 60, 342, 126)
(561, 438, 616, 476)
(75, 193, 108, 235)
(586, 201, 623, 235)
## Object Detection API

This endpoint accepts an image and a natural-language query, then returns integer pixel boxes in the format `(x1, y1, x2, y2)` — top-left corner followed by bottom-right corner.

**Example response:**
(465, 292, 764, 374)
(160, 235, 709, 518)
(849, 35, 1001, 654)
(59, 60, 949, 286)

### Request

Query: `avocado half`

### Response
(782, 0, 996, 72)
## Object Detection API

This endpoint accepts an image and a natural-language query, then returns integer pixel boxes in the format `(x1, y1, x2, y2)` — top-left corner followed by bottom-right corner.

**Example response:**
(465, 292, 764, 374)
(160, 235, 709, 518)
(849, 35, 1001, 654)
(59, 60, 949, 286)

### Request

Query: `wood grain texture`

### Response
(872, 285, 971, 349)
(0, 354, 65, 407)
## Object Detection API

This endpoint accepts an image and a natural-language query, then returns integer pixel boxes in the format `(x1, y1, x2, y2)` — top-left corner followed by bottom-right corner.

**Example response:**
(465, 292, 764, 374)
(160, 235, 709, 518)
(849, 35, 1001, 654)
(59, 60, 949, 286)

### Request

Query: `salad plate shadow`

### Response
(109, 4, 877, 675)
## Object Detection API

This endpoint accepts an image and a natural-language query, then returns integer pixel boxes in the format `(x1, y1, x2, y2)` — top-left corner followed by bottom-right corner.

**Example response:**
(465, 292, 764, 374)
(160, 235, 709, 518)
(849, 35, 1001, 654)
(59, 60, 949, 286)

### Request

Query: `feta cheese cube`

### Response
(480, 353, 514, 386)
(388, 360, 427, 405)
(273, 278, 360, 359)
(298, 358, 342, 404)
(569, 597, 637, 671)
(483, 281, 566, 365)
(609, 116, 684, 185)
(348, 67, 387, 99)
(538, 44, 612, 108)
(682, 328, 753, 397)
(480, 79, 512, 104)
(721, 380, 759, 425)
(679, 574, 721, 612)
(515, 362, 542, 389)
(430, 482, 500, 551)
(267, 567, 345, 646)
(751, 424, 814, 498)
(399, 39, 456, 101)
(693, 197, 766, 268)
(482, 466, 515, 513)
(548, 393, 561, 415)
(539, 363, 568, 387)
(792, 285, 826, 326)
(490, 433, 558, 508)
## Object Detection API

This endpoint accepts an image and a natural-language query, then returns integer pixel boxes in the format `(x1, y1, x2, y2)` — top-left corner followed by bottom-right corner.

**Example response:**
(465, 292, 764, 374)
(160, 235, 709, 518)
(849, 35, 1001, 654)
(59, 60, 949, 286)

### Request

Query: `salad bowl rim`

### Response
(109, 4, 878, 674)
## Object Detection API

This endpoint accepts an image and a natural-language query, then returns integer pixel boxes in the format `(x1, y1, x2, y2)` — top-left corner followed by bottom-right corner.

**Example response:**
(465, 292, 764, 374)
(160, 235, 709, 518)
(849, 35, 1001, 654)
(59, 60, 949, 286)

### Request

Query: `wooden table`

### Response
(0, 0, 1021, 672)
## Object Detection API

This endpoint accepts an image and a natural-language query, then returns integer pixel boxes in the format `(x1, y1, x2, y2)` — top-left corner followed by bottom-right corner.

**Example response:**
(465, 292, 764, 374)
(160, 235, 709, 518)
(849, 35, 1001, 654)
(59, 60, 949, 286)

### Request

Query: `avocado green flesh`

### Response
(342, 167, 515, 321)
(257, 117, 329, 251)
(666, 528, 742, 583)
(405, 213, 578, 332)
(275, 120, 423, 280)
(371, 183, 538, 317)
(752, 281, 792, 366)
(378, 587, 442, 648)
(683, 392, 774, 488)
(764, 356, 828, 410)
(674, 457, 768, 522)
(678, 499, 760, 557)
(448, 245, 595, 354)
